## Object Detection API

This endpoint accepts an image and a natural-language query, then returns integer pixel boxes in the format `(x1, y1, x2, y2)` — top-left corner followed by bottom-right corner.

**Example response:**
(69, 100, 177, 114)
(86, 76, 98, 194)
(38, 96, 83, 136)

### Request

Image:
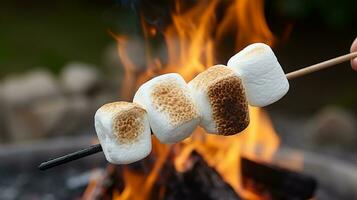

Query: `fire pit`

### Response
(2, 0, 357, 200)
(3, 135, 357, 199)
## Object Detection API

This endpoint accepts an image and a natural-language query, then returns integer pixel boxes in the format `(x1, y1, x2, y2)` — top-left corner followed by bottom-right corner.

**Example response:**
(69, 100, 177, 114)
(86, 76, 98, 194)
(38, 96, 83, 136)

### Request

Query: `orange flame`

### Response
(111, 0, 282, 199)
(174, 107, 279, 198)
(114, 137, 170, 200)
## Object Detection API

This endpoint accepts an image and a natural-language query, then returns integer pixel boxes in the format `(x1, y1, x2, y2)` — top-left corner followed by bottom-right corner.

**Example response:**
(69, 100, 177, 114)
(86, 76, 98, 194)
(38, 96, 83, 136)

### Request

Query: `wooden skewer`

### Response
(38, 52, 357, 171)
(286, 51, 357, 80)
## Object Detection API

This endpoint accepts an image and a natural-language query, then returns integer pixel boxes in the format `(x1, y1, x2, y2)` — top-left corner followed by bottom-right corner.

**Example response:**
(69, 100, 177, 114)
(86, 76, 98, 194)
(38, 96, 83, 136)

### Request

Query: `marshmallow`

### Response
(227, 43, 289, 107)
(94, 102, 151, 164)
(133, 73, 200, 143)
(188, 65, 249, 135)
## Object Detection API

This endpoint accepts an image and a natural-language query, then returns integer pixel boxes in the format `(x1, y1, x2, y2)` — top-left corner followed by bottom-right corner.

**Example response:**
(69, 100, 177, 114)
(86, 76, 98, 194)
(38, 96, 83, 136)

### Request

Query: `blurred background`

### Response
(0, 0, 356, 199)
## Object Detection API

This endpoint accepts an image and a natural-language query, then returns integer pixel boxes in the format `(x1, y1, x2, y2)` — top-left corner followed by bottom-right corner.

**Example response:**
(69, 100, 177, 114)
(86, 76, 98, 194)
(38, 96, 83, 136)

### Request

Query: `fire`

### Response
(110, 0, 280, 199)
(174, 107, 279, 199)
(114, 138, 170, 200)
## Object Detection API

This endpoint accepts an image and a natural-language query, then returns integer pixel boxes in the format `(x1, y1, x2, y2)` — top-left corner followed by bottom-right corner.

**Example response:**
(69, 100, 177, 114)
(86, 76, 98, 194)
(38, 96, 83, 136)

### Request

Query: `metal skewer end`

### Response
(38, 144, 103, 170)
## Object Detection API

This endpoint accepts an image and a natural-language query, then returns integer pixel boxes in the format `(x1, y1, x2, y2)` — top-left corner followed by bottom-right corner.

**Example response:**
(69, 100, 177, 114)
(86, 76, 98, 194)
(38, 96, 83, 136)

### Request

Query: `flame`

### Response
(174, 107, 279, 198)
(113, 137, 170, 200)
(109, 0, 285, 199)
(113, 0, 275, 99)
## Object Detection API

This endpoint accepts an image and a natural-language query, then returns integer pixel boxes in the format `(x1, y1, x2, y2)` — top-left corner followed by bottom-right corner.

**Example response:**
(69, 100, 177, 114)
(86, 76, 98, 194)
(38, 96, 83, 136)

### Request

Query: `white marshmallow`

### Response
(94, 102, 151, 164)
(227, 43, 289, 107)
(188, 65, 249, 135)
(133, 73, 200, 143)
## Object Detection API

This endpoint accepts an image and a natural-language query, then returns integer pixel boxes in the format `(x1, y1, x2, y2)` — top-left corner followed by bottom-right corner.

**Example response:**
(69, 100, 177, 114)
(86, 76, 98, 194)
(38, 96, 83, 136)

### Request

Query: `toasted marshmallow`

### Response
(133, 73, 200, 143)
(94, 102, 151, 164)
(188, 65, 249, 135)
(227, 43, 289, 107)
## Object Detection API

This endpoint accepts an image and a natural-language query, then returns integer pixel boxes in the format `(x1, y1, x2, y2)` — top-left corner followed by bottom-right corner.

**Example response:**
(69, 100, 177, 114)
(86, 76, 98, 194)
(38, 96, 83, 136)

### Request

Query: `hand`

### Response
(351, 37, 357, 71)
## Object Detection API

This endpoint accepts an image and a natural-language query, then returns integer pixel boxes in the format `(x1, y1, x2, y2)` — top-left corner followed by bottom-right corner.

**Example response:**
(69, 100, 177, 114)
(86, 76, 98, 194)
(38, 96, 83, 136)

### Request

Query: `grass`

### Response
(0, 1, 115, 77)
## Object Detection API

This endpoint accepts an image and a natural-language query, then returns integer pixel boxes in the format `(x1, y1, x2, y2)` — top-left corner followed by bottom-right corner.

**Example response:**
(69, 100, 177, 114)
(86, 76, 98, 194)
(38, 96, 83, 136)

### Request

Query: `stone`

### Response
(0, 69, 60, 105)
(310, 106, 357, 147)
(60, 62, 100, 95)
(0, 94, 8, 142)
(67, 95, 94, 130)
(31, 97, 72, 137)
(0, 70, 64, 141)
(2, 96, 71, 141)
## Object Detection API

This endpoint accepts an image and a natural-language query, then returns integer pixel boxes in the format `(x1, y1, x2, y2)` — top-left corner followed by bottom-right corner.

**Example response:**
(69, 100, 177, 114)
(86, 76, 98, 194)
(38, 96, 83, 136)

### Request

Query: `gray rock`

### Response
(31, 97, 72, 137)
(4, 105, 42, 141)
(3, 97, 71, 141)
(60, 62, 100, 95)
(67, 95, 93, 129)
(0, 94, 8, 142)
(0, 70, 64, 141)
(0, 69, 60, 105)
(3, 95, 96, 141)
(0, 67, 107, 142)
(310, 106, 357, 147)
(275, 147, 357, 199)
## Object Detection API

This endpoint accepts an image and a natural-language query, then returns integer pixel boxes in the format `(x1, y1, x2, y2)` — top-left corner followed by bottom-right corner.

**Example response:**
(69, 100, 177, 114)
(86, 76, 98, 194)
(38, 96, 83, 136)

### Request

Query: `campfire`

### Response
(3, 0, 357, 199)
(36, 0, 357, 199)
(81, 0, 314, 199)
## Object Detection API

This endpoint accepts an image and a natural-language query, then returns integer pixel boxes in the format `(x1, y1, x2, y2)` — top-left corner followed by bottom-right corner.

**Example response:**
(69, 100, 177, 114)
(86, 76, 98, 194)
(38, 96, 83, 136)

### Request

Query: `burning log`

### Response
(165, 152, 242, 200)
(86, 151, 242, 200)
(241, 157, 317, 200)
(85, 152, 318, 200)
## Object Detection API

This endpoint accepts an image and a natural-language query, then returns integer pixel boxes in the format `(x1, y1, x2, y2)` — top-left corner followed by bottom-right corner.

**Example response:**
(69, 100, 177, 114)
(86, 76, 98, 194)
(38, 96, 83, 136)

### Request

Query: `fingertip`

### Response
(351, 37, 357, 71)
(352, 58, 357, 71)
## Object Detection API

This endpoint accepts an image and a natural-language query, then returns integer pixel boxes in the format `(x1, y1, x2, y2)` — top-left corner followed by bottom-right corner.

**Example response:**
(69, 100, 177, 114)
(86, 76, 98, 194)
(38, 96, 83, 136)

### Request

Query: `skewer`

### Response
(38, 51, 357, 171)
(286, 51, 357, 80)
(38, 144, 102, 170)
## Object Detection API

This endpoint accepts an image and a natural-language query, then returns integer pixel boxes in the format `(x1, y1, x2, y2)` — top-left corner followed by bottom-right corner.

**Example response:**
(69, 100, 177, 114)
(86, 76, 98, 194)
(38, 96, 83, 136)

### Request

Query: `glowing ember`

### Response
(110, 0, 283, 199)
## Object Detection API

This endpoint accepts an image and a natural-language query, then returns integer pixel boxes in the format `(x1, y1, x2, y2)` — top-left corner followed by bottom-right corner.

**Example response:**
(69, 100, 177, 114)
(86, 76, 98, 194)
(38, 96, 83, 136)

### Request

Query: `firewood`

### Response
(241, 157, 317, 200)
(165, 151, 242, 200)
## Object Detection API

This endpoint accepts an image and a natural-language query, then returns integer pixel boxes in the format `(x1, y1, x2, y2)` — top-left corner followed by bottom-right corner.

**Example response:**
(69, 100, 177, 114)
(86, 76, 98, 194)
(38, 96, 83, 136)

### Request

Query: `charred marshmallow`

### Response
(133, 73, 200, 143)
(95, 102, 151, 164)
(188, 65, 249, 135)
